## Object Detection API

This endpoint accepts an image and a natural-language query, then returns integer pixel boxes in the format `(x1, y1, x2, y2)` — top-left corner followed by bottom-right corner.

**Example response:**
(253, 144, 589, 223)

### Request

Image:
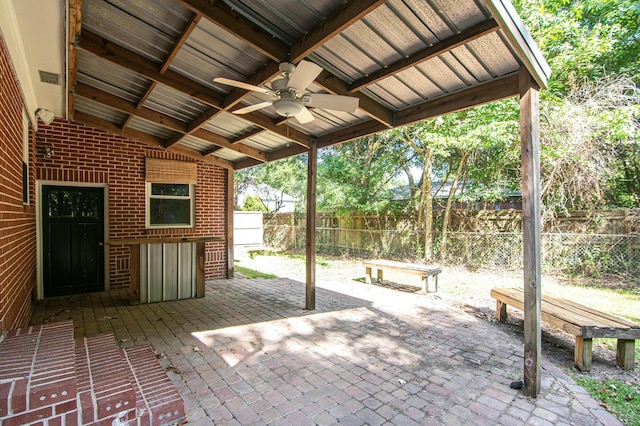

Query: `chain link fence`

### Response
(444, 232, 640, 281)
(264, 222, 640, 283)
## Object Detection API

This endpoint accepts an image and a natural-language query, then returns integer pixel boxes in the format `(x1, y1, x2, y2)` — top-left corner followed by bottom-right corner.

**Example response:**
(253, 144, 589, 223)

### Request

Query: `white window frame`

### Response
(145, 182, 195, 229)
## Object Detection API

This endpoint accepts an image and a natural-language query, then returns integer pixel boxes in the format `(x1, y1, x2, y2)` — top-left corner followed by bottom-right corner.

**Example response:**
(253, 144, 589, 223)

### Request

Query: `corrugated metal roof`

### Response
(72, 0, 550, 169)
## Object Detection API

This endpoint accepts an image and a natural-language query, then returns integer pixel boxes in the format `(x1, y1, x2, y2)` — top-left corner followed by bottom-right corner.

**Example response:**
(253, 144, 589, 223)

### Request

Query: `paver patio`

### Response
(30, 277, 622, 425)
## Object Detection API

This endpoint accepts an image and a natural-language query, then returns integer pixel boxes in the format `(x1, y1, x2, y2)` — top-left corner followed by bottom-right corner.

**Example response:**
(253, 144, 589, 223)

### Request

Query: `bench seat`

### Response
(363, 259, 442, 294)
(491, 287, 640, 371)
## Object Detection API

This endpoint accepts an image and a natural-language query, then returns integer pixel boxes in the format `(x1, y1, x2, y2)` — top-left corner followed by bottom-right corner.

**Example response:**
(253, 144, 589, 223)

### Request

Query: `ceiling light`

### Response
(273, 97, 303, 118)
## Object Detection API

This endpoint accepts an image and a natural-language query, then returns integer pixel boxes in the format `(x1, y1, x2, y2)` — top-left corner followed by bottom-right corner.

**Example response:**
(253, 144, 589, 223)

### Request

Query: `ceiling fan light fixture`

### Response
(273, 97, 303, 117)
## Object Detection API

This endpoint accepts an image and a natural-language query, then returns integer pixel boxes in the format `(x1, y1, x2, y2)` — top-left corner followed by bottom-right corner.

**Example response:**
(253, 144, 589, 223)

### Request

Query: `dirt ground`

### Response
(235, 246, 640, 387)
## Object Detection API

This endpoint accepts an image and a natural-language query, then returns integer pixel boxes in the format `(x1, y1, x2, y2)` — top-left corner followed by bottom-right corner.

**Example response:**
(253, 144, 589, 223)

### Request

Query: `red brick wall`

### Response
(0, 37, 37, 334)
(36, 121, 228, 289)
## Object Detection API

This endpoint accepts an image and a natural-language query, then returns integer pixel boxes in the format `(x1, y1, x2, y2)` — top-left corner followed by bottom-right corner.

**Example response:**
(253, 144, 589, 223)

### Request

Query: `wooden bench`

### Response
(363, 259, 442, 294)
(491, 287, 640, 371)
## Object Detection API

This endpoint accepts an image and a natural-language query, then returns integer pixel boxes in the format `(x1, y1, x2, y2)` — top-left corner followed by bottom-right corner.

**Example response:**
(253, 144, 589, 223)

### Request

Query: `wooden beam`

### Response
(76, 83, 264, 162)
(75, 112, 165, 148)
(233, 158, 263, 170)
(161, 13, 201, 73)
(226, 169, 235, 278)
(178, 0, 289, 62)
(289, 0, 388, 63)
(192, 129, 267, 162)
(316, 120, 389, 148)
(349, 19, 499, 93)
(79, 30, 225, 107)
(395, 73, 520, 127)
(305, 141, 318, 310)
(268, 144, 311, 162)
(165, 107, 220, 147)
(75, 82, 188, 132)
(67, 0, 83, 120)
(315, 72, 394, 127)
(230, 128, 266, 144)
(196, 242, 205, 297)
(520, 67, 542, 398)
(231, 108, 311, 148)
(74, 112, 234, 169)
(122, 13, 201, 131)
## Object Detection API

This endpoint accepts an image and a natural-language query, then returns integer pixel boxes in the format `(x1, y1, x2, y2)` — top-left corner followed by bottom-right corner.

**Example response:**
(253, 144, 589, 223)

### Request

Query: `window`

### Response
(146, 183, 195, 228)
(144, 158, 197, 228)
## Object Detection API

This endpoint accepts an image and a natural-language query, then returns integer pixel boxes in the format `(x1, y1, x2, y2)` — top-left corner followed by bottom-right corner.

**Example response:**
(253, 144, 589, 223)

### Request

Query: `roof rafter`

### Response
(178, 0, 288, 62)
(76, 83, 267, 162)
(348, 18, 500, 93)
(75, 83, 267, 163)
(78, 30, 309, 148)
(289, 0, 388, 63)
(318, 73, 520, 147)
(74, 112, 234, 169)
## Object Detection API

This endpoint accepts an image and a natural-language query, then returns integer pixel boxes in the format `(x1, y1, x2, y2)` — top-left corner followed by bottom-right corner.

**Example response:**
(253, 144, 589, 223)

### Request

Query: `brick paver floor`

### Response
(30, 277, 622, 425)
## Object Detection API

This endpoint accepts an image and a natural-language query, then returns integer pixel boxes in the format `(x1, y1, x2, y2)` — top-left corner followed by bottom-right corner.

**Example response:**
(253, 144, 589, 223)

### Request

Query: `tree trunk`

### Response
(439, 152, 468, 259)
(421, 151, 434, 260)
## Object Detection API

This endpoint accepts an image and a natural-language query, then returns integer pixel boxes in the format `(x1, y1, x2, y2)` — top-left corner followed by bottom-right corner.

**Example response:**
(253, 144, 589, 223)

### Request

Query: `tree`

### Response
(539, 77, 640, 220)
(317, 134, 403, 214)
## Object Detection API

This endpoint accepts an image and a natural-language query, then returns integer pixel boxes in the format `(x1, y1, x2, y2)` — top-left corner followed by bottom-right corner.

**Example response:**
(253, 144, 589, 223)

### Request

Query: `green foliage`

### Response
(318, 134, 404, 214)
(514, 0, 640, 97)
(574, 376, 640, 425)
(236, 156, 307, 211)
(234, 265, 277, 279)
(240, 195, 268, 212)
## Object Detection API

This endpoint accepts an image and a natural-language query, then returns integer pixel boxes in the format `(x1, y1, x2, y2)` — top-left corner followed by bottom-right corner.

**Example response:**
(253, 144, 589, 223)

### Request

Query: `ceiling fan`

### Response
(214, 60, 359, 124)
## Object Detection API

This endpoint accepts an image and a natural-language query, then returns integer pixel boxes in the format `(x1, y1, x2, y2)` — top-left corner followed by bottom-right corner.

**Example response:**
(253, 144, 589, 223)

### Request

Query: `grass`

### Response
(234, 265, 277, 279)
(247, 249, 329, 266)
(574, 376, 640, 425)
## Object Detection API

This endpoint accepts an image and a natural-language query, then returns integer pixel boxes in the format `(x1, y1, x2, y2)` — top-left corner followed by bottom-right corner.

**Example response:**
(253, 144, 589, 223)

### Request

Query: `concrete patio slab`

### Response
(30, 277, 621, 425)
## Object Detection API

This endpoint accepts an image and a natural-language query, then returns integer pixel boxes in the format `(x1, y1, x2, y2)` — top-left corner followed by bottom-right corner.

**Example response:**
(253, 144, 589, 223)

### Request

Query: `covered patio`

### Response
(30, 275, 620, 425)
(0, 0, 552, 409)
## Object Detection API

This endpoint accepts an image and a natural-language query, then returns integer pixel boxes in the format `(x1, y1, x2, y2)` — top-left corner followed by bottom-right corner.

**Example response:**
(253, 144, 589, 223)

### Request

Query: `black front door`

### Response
(43, 185, 104, 297)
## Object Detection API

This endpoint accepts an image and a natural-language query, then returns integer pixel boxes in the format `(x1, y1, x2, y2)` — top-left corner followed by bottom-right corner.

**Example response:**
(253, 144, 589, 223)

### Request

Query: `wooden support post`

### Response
(129, 244, 140, 305)
(306, 141, 317, 310)
(377, 269, 384, 282)
(496, 300, 508, 323)
(520, 67, 542, 397)
(616, 339, 635, 370)
(196, 241, 205, 298)
(575, 336, 593, 372)
(226, 168, 235, 278)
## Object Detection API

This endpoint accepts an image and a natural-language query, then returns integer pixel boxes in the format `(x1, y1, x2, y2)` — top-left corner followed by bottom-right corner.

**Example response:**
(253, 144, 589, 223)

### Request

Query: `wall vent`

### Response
(38, 70, 60, 85)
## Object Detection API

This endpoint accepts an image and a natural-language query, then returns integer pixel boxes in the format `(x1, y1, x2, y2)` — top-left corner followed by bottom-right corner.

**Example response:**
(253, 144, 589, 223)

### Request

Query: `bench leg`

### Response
(365, 267, 372, 284)
(496, 300, 508, 323)
(377, 269, 383, 282)
(616, 339, 635, 370)
(575, 336, 593, 372)
(421, 274, 437, 294)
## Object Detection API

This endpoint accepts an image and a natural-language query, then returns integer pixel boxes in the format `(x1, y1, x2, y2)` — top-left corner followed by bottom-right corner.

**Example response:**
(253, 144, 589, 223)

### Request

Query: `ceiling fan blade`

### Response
(287, 60, 323, 92)
(303, 93, 359, 113)
(232, 101, 273, 114)
(294, 106, 315, 124)
(213, 77, 272, 94)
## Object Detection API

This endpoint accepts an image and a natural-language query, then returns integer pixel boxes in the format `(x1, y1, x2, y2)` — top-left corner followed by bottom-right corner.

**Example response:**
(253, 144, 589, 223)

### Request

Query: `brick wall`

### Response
(0, 37, 37, 334)
(35, 120, 228, 289)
